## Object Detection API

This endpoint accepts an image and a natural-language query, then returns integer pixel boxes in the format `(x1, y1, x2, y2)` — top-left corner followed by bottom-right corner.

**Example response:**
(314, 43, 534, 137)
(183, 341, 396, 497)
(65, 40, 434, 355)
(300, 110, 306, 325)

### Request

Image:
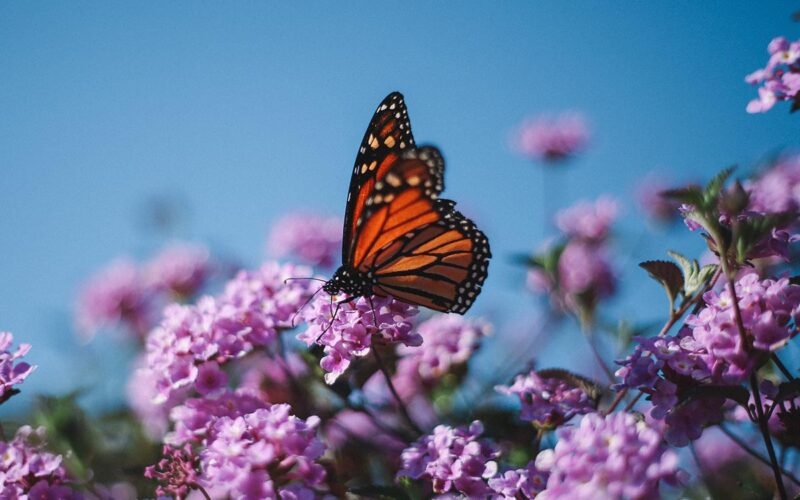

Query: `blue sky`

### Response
(1, 2, 798, 413)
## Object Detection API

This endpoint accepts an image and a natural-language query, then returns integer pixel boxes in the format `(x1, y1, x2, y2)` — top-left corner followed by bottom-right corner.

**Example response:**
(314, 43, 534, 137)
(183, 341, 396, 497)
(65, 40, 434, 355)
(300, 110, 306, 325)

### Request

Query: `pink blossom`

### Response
(555, 196, 618, 242)
(143, 242, 213, 299)
(0, 332, 35, 403)
(514, 112, 590, 162)
(268, 211, 342, 269)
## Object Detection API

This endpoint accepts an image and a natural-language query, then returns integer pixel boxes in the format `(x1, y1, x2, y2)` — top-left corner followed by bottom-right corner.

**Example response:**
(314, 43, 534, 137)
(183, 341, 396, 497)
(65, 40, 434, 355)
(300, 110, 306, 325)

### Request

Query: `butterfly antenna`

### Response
(284, 277, 327, 284)
(290, 284, 325, 329)
(316, 297, 341, 343)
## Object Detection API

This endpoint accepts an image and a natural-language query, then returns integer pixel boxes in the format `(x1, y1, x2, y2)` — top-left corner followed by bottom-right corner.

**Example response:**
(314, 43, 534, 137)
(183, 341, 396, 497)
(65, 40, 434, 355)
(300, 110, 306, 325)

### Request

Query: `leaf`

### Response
(661, 186, 704, 206)
(639, 260, 684, 308)
(536, 368, 602, 403)
(703, 166, 736, 205)
(668, 250, 716, 296)
(735, 211, 797, 262)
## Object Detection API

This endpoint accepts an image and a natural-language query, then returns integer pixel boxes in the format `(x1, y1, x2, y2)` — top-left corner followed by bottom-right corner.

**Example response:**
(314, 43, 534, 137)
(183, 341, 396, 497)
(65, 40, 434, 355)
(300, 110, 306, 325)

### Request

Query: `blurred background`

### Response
(0, 1, 797, 415)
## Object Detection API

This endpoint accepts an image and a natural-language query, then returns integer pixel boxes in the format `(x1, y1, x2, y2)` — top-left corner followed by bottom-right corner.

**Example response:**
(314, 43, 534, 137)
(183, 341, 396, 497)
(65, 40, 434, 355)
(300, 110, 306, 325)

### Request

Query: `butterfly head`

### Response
(323, 266, 373, 298)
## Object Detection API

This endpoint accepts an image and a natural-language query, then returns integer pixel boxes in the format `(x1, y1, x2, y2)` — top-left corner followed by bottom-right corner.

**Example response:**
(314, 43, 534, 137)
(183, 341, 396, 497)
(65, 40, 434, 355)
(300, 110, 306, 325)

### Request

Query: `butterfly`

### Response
(322, 92, 490, 313)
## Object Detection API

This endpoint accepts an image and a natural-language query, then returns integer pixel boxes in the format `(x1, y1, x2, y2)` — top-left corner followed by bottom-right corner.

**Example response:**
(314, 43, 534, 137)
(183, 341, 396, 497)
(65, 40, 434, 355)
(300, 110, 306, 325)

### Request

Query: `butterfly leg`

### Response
(315, 294, 360, 343)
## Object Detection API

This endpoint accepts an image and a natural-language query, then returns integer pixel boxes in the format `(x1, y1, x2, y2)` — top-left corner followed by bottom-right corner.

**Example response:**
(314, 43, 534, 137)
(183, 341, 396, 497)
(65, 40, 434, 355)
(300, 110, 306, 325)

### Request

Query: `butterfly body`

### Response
(326, 92, 490, 314)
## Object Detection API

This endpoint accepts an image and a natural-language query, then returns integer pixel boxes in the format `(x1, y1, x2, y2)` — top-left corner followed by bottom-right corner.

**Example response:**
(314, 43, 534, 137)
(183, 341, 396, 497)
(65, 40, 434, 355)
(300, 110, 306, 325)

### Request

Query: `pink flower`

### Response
(144, 242, 213, 299)
(496, 370, 595, 429)
(635, 174, 681, 224)
(555, 197, 618, 242)
(398, 421, 499, 497)
(746, 36, 800, 114)
(75, 258, 154, 340)
(0, 426, 78, 498)
(0, 332, 35, 404)
(298, 293, 419, 384)
(268, 211, 342, 269)
(513, 112, 589, 163)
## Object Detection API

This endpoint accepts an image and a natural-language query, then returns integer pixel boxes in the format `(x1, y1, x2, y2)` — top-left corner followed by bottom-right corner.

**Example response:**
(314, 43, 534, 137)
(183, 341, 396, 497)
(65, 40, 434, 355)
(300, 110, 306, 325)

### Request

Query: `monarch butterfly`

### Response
(322, 92, 490, 313)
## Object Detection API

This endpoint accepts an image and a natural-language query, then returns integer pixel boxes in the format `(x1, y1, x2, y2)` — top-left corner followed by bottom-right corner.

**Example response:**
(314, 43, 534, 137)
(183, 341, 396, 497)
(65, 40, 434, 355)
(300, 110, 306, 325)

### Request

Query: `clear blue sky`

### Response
(1, 2, 798, 413)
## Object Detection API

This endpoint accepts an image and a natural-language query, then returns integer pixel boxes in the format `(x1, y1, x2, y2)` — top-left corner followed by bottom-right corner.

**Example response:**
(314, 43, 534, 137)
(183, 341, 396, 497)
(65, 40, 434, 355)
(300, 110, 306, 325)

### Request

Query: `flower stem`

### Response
(719, 424, 800, 488)
(372, 347, 423, 435)
(772, 354, 795, 381)
(750, 372, 788, 499)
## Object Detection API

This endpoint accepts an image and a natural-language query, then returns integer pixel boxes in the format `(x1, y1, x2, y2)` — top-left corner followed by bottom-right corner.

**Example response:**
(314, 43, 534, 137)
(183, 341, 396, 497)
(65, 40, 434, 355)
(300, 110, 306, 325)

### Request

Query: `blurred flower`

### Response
(0, 426, 79, 498)
(536, 412, 682, 499)
(496, 370, 595, 430)
(143, 261, 315, 404)
(397, 421, 499, 497)
(395, 314, 490, 384)
(747, 154, 800, 214)
(75, 258, 153, 340)
(635, 174, 681, 224)
(0, 332, 35, 404)
(746, 36, 800, 113)
(514, 112, 589, 163)
(199, 404, 327, 499)
(143, 242, 213, 299)
(324, 409, 405, 454)
(298, 294, 419, 384)
(144, 444, 201, 499)
(127, 354, 186, 440)
(555, 197, 618, 242)
(557, 241, 616, 298)
(268, 211, 342, 269)
(165, 389, 267, 446)
(489, 461, 549, 499)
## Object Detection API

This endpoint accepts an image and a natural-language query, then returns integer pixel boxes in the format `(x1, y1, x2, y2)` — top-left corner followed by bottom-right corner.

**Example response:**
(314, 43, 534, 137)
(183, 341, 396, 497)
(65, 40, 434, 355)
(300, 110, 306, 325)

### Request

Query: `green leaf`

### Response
(661, 186, 704, 206)
(703, 166, 736, 205)
(639, 260, 684, 309)
(735, 211, 797, 262)
(667, 250, 716, 296)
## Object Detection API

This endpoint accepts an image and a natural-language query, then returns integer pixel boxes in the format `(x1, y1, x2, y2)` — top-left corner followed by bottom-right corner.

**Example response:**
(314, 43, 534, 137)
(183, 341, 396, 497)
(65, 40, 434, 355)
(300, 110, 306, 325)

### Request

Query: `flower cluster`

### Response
(268, 211, 342, 268)
(527, 197, 618, 316)
(513, 112, 589, 162)
(395, 314, 490, 385)
(76, 242, 216, 340)
(165, 389, 267, 446)
(535, 412, 682, 499)
(0, 426, 79, 499)
(636, 174, 682, 224)
(687, 273, 800, 382)
(144, 444, 200, 499)
(397, 421, 499, 497)
(746, 36, 800, 113)
(489, 461, 549, 499)
(143, 261, 314, 404)
(298, 293, 419, 384)
(199, 405, 327, 499)
(0, 332, 35, 404)
(496, 370, 596, 429)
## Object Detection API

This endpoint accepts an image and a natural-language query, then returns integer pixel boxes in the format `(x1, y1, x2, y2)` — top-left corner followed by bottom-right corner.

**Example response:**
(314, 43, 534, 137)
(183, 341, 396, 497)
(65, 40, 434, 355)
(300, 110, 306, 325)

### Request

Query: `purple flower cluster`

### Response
(746, 36, 800, 113)
(143, 261, 314, 403)
(144, 242, 213, 299)
(535, 412, 682, 499)
(268, 211, 342, 269)
(496, 370, 595, 429)
(397, 421, 499, 497)
(514, 112, 589, 162)
(165, 389, 267, 446)
(528, 197, 618, 314)
(636, 174, 681, 224)
(298, 293, 419, 384)
(75, 258, 154, 340)
(687, 273, 800, 382)
(0, 426, 80, 499)
(489, 461, 549, 499)
(199, 404, 327, 499)
(395, 314, 490, 383)
(748, 153, 800, 214)
(76, 243, 216, 340)
(555, 196, 618, 242)
(0, 332, 35, 403)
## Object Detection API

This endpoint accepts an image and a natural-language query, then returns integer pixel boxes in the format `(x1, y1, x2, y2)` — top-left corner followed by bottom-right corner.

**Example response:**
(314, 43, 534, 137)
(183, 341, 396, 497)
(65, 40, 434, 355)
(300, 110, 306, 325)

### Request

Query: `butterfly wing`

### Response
(343, 92, 416, 265)
(351, 147, 490, 313)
